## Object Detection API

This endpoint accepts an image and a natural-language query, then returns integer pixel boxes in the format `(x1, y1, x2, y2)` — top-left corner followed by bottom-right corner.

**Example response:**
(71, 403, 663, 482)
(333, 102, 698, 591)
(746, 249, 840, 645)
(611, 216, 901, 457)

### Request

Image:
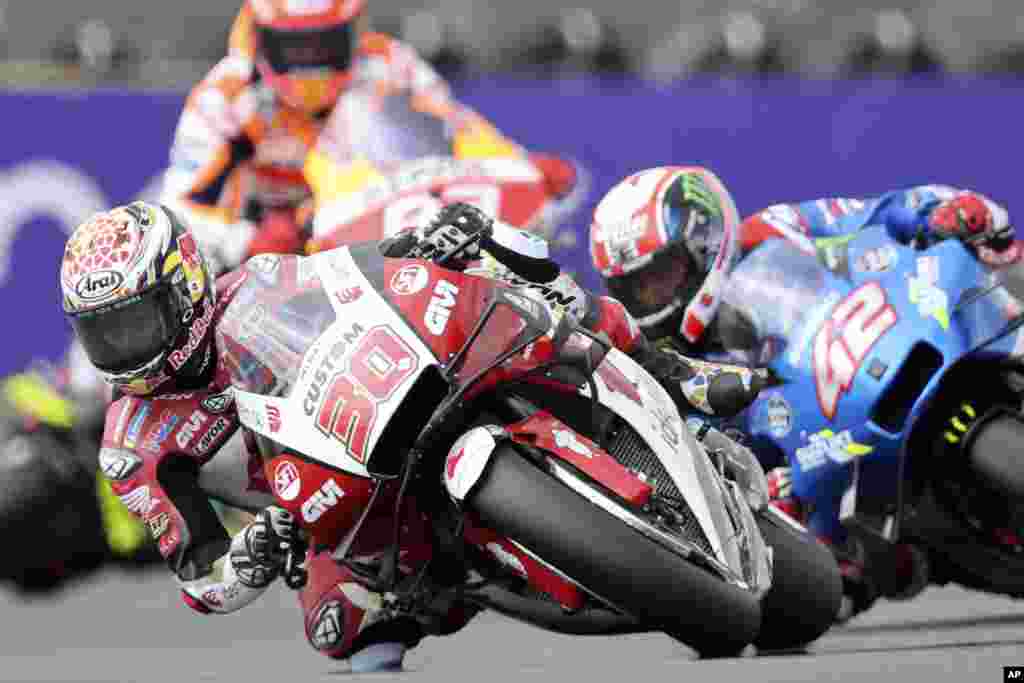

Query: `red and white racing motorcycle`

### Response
(228, 238, 840, 656)
(303, 90, 583, 255)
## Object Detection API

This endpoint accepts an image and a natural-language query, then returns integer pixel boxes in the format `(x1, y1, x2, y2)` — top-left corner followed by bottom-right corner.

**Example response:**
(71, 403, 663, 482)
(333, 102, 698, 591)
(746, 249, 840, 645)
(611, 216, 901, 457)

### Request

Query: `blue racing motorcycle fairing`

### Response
(723, 226, 1024, 540)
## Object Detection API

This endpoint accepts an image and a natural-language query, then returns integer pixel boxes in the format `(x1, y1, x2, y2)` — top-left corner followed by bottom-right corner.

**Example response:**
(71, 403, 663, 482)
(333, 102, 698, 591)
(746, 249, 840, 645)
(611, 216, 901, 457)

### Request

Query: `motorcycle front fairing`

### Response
(228, 245, 550, 479)
(227, 249, 438, 477)
(572, 343, 771, 593)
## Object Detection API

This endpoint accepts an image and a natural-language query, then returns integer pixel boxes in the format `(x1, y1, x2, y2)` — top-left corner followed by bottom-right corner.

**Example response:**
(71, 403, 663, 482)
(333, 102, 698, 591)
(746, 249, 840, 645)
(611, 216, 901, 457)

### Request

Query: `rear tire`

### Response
(965, 409, 1024, 500)
(469, 445, 761, 656)
(753, 510, 842, 651)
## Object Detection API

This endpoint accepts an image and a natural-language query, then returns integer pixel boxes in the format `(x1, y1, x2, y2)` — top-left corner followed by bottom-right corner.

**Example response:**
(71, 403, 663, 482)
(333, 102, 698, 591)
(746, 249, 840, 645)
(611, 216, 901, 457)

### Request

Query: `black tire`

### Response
(0, 431, 107, 582)
(753, 511, 842, 651)
(966, 409, 1024, 500)
(469, 445, 761, 656)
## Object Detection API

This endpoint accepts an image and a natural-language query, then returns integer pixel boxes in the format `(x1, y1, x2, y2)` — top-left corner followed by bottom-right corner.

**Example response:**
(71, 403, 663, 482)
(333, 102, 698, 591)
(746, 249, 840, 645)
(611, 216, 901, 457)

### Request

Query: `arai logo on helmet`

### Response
(75, 269, 124, 301)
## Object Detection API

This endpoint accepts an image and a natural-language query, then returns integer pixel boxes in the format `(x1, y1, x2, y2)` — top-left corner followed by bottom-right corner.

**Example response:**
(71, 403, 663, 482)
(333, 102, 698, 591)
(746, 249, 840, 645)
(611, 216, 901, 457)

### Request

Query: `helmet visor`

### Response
(663, 175, 726, 273)
(258, 22, 355, 74)
(606, 244, 693, 321)
(68, 279, 187, 375)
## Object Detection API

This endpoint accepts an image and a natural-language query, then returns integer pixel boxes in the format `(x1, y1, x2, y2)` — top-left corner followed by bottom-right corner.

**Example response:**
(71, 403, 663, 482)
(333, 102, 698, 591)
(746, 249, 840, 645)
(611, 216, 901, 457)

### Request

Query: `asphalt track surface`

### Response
(2, 567, 1023, 683)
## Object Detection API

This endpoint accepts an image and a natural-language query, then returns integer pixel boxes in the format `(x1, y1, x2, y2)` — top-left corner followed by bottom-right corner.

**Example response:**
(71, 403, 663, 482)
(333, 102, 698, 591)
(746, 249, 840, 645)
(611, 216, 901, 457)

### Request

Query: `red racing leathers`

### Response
(96, 246, 644, 661)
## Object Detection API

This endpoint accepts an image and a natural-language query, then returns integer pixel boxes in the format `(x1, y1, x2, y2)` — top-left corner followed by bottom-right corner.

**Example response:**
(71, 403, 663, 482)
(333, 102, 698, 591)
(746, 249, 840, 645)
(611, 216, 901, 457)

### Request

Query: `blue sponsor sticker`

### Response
(754, 391, 792, 439)
(123, 404, 150, 449)
(142, 412, 180, 452)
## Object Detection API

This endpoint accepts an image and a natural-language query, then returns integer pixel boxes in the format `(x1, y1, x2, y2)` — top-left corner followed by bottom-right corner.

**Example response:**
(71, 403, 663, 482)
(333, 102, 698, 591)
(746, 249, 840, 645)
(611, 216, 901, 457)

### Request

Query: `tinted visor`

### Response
(69, 279, 187, 374)
(663, 177, 725, 272)
(258, 22, 355, 74)
(606, 244, 694, 319)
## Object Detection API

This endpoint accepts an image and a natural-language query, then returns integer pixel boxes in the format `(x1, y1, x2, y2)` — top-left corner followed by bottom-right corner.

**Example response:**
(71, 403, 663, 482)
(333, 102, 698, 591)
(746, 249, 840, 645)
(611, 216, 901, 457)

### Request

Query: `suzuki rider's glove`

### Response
(379, 203, 491, 269)
(928, 193, 1014, 258)
(229, 505, 298, 588)
(639, 345, 764, 419)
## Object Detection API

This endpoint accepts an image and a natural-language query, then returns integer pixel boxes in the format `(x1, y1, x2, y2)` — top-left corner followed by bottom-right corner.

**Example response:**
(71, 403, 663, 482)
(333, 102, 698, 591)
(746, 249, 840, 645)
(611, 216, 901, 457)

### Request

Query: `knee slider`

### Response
(309, 600, 346, 653)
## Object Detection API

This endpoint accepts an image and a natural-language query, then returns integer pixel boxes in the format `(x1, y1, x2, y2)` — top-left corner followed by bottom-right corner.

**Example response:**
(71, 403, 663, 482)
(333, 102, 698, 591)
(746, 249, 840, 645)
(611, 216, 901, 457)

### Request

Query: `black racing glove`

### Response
(379, 203, 492, 268)
(230, 505, 298, 588)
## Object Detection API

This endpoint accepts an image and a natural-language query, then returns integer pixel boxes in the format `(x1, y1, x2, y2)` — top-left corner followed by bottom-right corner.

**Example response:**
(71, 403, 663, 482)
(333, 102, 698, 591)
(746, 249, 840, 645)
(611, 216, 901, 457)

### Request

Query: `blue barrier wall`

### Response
(1, 77, 1020, 376)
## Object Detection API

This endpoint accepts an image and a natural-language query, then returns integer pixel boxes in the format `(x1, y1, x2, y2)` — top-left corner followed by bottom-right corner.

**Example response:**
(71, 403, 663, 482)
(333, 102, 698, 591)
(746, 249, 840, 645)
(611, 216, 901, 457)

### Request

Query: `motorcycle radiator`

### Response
(606, 423, 714, 557)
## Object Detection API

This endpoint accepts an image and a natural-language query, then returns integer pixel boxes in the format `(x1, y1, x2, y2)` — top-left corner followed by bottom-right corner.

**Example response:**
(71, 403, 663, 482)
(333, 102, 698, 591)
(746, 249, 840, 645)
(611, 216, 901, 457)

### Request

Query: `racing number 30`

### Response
(316, 327, 418, 463)
(813, 283, 897, 420)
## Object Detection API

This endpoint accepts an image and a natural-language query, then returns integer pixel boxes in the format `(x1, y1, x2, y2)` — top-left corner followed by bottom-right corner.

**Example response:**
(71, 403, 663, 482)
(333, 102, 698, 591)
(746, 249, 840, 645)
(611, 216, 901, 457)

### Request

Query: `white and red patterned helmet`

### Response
(244, 0, 366, 113)
(60, 202, 216, 396)
(589, 166, 741, 345)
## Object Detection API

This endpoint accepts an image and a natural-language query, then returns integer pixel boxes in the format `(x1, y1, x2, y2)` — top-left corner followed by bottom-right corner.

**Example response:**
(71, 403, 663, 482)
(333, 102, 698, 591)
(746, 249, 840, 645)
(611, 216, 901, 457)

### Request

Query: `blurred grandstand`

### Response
(1, 0, 1023, 87)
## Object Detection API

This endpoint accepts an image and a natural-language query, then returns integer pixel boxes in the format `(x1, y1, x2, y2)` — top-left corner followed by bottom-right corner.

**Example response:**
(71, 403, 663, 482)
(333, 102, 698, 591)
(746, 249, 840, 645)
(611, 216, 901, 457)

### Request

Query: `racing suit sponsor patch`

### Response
(98, 447, 143, 481)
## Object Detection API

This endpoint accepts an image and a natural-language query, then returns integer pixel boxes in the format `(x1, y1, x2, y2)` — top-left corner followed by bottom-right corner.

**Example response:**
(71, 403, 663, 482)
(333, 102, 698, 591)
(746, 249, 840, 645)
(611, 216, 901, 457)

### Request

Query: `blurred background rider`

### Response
(160, 0, 580, 275)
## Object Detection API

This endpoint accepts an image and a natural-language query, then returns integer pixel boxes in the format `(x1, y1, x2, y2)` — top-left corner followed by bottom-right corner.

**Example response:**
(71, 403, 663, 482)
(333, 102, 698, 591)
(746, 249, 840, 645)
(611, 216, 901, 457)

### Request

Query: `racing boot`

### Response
(825, 536, 879, 623)
(876, 543, 929, 602)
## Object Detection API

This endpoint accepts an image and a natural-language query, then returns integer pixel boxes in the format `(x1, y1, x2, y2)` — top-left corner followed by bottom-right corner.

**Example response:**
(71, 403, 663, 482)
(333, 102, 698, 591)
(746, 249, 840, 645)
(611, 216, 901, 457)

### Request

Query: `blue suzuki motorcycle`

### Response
(720, 225, 1024, 612)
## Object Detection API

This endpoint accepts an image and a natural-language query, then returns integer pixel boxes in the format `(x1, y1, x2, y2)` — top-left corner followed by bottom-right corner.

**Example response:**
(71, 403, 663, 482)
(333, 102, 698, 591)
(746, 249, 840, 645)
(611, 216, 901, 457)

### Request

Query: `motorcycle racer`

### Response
(591, 167, 1015, 352)
(61, 200, 762, 671)
(56, 0, 585, 414)
(20, 0, 586, 581)
(160, 0, 580, 276)
(588, 165, 1017, 616)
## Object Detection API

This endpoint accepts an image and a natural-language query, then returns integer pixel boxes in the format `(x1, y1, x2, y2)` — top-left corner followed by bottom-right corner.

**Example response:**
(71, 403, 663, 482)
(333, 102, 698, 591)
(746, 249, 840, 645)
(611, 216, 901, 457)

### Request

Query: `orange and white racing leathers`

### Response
(161, 11, 519, 275)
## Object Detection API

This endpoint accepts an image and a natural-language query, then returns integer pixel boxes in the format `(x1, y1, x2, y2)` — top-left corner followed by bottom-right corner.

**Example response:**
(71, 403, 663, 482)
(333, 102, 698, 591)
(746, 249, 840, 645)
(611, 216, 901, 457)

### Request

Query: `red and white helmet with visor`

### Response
(590, 166, 741, 345)
(60, 202, 216, 396)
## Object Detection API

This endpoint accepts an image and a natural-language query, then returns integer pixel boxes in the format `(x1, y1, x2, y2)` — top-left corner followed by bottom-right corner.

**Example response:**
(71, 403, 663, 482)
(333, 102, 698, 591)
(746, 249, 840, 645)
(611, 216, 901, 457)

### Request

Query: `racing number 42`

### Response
(813, 282, 897, 420)
(315, 327, 418, 463)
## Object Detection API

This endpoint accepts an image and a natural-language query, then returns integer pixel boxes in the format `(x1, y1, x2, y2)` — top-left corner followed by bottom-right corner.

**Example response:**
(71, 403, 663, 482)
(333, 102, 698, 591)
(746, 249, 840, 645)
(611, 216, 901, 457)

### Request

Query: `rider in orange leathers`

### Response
(160, 0, 579, 275)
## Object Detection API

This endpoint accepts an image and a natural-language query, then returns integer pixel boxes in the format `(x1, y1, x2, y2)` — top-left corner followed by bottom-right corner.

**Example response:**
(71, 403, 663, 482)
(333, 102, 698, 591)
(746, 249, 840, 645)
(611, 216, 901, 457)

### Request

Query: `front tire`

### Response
(753, 509, 842, 651)
(468, 445, 761, 656)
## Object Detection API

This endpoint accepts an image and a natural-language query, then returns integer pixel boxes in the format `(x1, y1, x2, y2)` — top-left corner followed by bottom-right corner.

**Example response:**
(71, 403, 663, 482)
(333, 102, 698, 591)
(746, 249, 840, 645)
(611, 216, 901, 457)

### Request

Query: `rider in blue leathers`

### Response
(589, 167, 1017, 616)
(740, 185, 1016, 269)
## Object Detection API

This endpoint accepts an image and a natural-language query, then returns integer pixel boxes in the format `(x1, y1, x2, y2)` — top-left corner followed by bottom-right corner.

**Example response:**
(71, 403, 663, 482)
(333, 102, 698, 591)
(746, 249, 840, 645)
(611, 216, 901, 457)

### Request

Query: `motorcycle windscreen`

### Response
(947, 245, 1024, 353)
(320, 90, 454, 168)
(306, 88, 520, 210)
(304, 90, 453, 209)
(218, 256, 339, 396)
(717, 239, 832, 368)
(448, 291, 551, 388)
